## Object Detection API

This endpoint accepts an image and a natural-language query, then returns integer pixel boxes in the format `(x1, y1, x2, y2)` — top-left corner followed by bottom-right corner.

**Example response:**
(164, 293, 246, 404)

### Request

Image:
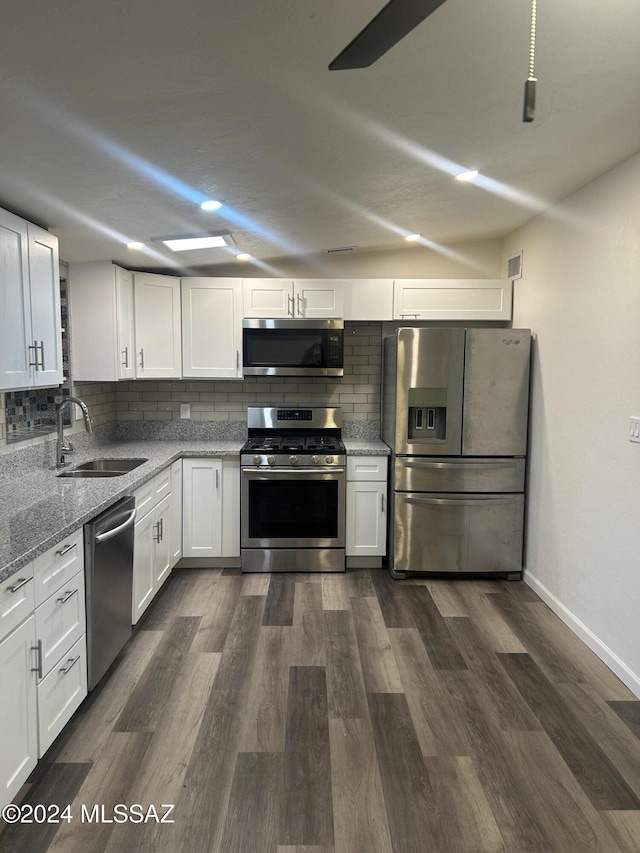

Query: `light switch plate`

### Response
(629, 416, 640, 443)
(180, 403, 191, 420)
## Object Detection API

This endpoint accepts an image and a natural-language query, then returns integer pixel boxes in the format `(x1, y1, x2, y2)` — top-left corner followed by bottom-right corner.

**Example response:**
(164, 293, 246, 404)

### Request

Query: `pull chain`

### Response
(523, 0, 537, 122)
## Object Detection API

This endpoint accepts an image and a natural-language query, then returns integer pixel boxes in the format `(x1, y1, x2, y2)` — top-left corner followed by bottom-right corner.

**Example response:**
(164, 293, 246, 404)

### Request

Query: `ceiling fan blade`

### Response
(329, 0, 448, 70)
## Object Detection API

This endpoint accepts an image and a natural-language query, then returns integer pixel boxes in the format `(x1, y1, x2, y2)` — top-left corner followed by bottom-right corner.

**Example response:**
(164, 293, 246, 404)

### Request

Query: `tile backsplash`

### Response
(115, 322, 382, 424)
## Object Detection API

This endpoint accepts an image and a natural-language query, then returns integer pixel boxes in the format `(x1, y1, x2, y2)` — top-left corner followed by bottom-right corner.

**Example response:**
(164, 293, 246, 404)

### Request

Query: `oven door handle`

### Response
(243, 467, 345, 477)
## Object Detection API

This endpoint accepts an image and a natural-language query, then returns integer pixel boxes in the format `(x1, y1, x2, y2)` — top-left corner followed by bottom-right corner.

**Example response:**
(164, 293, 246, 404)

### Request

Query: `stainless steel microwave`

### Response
(242, 319, 344, 377)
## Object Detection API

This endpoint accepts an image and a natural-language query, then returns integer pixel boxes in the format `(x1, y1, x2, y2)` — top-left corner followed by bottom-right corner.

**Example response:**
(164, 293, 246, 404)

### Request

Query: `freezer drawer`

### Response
(395, 457, 525, 493)
(393, 491, 524, 574)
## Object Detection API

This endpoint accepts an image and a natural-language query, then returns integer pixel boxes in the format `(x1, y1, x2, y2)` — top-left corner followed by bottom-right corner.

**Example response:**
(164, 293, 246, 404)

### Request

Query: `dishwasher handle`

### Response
(95, 508, 137, 543)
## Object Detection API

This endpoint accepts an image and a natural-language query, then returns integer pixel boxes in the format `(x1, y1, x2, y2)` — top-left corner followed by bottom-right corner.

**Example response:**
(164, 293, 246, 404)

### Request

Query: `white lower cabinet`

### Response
(132, 464, 179, 624)
(182, 457, 239, 559)
(0, 615, 38, 810)
(346, 456, 388, 557)
(1, 529, 88, 809)
(169, 460, 183, 566)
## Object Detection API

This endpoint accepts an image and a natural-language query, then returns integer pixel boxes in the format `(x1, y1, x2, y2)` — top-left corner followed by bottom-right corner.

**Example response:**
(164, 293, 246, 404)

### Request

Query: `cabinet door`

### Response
(342, 279, 393, 320)
(182, 278, 243, 378)
(133, 509, 156, 624)
(154, 495, 173, 589)
(0, 616, 38, 810)
(182, 458, 222, 558)
(170, 460, 183, 567)
(27, 224, 62, 388)
(133, 273, 182, 378)
(346, 481, 387, 557)
(0, 208, 31, 390)
(393, 279, 513, 321)
(293, 280, 343, 318)
(243, 279, 294, 318)
(115, 266, 135, 379)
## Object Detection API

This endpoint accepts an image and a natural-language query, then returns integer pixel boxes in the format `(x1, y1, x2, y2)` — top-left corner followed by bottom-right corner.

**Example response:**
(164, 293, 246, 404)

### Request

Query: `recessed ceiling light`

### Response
(236, 253, 252, 261)
(126, 241, 144, 250)
(405, 233, 421, 242)
(152, 232, 235, 252)
(455, 170, 479, 182)
(200, 200, 222, 211)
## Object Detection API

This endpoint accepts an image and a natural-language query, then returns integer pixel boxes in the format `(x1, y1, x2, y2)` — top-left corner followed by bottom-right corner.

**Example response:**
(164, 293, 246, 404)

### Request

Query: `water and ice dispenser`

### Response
(407, 388, 448, 443)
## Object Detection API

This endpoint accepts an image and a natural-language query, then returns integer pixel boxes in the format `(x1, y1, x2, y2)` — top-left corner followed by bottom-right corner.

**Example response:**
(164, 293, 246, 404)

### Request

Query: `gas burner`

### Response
(241, 406, 345, 468)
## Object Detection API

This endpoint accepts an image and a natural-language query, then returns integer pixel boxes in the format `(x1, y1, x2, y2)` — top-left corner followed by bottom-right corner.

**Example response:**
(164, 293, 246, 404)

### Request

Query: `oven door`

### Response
(241, 467, 345, 548)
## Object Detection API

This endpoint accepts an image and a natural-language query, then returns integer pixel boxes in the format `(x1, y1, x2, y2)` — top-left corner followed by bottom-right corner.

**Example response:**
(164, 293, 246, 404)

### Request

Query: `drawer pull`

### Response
(57, 588, 78, 605)
(31, 640, 43, 679)
(60, 655, 81, 676)
(56, 543, 76, 557)
(8, 576, 33, 593)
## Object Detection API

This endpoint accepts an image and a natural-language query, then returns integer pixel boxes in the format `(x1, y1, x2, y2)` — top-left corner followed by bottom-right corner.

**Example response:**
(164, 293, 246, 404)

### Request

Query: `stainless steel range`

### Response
(240, 407, 346, 573)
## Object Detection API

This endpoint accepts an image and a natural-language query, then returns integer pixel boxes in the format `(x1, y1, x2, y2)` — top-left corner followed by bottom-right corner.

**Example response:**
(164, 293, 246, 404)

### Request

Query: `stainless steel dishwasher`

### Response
(84, 496, 136, 690)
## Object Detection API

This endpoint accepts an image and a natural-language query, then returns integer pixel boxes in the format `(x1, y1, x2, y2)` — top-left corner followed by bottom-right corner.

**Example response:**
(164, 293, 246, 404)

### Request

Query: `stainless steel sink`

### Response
(57, 458, 147, 478)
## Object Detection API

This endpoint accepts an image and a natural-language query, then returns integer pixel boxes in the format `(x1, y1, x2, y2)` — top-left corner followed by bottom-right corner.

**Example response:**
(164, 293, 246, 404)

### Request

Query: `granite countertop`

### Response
(0, 437, 390, 583)
(0, 439, 243, 583)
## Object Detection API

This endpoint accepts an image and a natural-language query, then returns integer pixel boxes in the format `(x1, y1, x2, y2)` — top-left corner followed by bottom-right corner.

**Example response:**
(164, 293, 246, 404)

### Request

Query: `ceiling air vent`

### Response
(327, 245, 356, 254)
(507, 250, 523, 280)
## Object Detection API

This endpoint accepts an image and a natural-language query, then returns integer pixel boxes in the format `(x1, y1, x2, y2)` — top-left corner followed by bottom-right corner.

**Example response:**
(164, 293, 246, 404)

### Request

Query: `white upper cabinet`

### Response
(243, 279, 343, 318)
(393, 279, 513, 321)
(0, 208, 62, 391)
(182, 278, 243, 379)
(343, 279, 394, 320)
(133, 273, 182, 379)
(69, 262, 135, 381)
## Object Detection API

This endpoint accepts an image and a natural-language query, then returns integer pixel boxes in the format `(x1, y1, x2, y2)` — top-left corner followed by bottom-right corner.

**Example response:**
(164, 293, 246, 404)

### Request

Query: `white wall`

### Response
(504, 152, 640, 695)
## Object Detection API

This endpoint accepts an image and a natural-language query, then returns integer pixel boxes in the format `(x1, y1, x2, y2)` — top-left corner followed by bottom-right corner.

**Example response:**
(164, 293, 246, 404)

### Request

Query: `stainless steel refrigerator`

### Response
(382, 327, 531, 579)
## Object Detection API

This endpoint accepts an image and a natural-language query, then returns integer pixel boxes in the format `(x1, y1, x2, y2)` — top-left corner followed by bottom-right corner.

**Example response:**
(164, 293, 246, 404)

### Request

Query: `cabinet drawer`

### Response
(35, 570, 86, 679)
(37, 635, 87, 756)
(133, 479, 155, 517)
(33, 528, 84, 607)
(154, 466, 172, 502)
(1, 565, 35, 642)
(347, 455, 388, 481)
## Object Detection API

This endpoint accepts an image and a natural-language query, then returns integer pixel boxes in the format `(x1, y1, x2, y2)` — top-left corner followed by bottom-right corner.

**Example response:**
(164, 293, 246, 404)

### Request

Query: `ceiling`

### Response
(1, 0, 639, 272)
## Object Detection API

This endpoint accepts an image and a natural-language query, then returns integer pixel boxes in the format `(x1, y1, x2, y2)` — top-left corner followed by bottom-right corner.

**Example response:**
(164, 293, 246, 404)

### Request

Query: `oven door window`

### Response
(247, 477, 340, 541)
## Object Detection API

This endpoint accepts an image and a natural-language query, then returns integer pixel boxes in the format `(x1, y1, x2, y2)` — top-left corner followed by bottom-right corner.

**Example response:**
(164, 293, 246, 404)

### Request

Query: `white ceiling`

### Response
(1, 0, 639, 271)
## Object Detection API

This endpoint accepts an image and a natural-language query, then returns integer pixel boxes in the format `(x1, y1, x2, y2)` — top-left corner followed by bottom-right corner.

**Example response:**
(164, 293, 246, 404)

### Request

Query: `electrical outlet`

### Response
(629, 416, 640, 443)
(180, 403, 191, 420)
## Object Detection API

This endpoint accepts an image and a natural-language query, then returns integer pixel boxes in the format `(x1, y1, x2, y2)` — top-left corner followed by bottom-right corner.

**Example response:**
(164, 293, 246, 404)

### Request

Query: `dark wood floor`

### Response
(3, 568, 640, 853)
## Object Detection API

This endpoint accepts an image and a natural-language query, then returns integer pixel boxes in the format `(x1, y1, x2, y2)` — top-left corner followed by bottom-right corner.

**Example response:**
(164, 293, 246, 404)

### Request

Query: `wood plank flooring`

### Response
(3, 568, 640, 853)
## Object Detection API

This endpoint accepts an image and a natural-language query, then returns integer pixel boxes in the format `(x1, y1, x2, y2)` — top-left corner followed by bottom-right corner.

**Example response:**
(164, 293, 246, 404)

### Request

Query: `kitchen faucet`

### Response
(56, 396, 93, 468)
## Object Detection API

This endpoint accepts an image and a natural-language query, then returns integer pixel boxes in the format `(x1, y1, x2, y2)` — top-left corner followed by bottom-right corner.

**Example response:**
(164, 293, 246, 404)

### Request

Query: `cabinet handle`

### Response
(56, 588, 78, 605)
(122, 347, 129, 368)
(236, 349, 240, 371)
(159, 517, 164, 541)
(8, 576, 33, 593)
(56, 542, 76, 557)
(60, 655, 81, 676)
(38, 340, 46, 370)
(139, 348, 145, 369)
(153, 521, 161, 544)
(215, 469, 220, 489)
(400, 313, 420, 318)
(381, 493, 385, 514)
(288, 294, 295, 317)
(31, 640, 43, 680)
(297, 293, 304, 316)
(28, 343, 38, 369)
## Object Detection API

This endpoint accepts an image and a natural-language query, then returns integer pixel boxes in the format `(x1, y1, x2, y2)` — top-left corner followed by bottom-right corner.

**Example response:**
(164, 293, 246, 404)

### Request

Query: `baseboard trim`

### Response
(524, 570, 640, 698)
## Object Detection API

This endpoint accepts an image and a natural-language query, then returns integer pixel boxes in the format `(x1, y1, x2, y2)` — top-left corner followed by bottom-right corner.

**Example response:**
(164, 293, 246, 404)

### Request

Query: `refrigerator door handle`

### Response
(404, 460, 519, 470)
(404, 496, 519, 507)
